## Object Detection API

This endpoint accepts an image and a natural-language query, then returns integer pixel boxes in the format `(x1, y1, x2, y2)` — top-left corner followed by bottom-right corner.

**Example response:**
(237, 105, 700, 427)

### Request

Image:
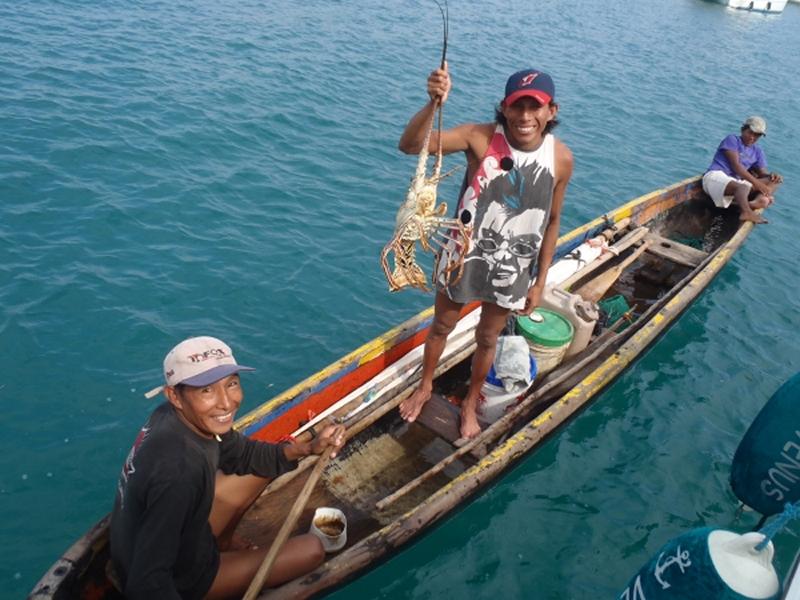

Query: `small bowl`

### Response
(309, 507, 347, 552)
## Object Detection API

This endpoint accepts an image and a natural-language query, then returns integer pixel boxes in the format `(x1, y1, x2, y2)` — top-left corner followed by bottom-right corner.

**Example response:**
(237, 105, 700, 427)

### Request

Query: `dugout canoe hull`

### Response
(30, 175, 758, 599)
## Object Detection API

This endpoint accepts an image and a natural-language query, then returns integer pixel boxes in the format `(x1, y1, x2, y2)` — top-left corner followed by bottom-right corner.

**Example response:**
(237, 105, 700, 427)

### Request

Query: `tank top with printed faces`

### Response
(437, 126, 555, 310)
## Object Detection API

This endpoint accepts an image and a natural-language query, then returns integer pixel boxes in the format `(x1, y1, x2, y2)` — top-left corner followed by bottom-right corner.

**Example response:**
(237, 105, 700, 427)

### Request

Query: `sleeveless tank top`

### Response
(437, 125, 556, 310)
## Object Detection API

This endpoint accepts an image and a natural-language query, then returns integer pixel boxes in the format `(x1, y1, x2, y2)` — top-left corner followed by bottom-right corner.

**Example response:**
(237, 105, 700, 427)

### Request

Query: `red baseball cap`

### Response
(503, 69, 555, 106)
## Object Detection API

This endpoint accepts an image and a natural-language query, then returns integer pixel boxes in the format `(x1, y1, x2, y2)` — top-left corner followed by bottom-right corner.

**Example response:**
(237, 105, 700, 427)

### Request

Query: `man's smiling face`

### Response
(501, 96, 558, 150)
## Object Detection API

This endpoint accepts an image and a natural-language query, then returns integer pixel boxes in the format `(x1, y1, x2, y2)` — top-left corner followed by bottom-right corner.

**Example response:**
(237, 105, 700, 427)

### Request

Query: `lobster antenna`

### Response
(433, 0, 448, 69)
(431, 0, 449, 177)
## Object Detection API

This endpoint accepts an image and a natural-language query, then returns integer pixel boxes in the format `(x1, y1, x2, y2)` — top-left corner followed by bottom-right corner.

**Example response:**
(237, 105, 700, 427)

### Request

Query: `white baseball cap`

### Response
(144, 336, 254, 399)
(743, 115, 767, 136)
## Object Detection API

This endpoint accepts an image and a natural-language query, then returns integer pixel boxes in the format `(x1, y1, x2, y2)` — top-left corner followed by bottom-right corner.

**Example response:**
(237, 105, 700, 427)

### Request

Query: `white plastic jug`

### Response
(539, 285, 598, 357)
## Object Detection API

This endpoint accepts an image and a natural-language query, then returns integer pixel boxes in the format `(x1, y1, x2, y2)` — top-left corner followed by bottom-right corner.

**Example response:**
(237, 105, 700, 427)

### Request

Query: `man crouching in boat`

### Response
(110, 336, 344, 599)
(398, 66, 573, 439)
(702, 115, 782, 225)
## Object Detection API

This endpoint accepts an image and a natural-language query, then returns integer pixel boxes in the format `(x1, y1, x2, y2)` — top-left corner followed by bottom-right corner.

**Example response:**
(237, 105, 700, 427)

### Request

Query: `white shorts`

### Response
(702, 170, 752, 209)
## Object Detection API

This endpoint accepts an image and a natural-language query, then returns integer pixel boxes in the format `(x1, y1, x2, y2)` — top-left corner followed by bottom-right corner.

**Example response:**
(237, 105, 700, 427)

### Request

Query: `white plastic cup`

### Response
(309, 507, 347, 552)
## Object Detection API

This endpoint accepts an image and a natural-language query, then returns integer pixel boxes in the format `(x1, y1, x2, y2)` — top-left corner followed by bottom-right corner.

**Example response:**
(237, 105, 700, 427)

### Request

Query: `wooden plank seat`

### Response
(644, 232, 709, 268)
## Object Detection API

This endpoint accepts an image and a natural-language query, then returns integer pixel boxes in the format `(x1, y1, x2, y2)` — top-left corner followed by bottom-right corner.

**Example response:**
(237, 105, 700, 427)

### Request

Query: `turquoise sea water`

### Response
(2, 0, 799, 597)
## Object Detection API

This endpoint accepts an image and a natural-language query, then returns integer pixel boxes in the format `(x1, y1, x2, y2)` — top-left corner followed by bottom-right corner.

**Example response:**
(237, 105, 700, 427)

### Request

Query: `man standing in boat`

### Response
(110, 335, 345, 599)
(398, 65, 573, 439)
(702, 115, 782, 224)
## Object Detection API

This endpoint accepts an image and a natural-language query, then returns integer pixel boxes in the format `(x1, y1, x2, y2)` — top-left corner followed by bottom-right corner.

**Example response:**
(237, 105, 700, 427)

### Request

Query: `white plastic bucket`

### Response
(477, 358, 537, 424)
(309, 507, 347, 552)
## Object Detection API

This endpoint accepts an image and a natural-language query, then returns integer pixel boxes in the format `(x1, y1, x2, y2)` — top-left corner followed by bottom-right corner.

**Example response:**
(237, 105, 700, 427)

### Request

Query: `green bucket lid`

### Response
(516, 308, 574, 347)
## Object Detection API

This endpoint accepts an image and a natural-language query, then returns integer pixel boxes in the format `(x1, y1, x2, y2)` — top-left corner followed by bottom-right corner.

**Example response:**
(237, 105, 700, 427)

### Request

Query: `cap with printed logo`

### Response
(503, 69, 555, 107)
(743, 116, 767, 136)
(144, 336, 254, 398)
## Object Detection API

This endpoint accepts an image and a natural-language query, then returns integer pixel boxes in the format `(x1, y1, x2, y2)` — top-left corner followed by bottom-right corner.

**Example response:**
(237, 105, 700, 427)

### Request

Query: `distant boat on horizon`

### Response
(721, 0, 788, 12)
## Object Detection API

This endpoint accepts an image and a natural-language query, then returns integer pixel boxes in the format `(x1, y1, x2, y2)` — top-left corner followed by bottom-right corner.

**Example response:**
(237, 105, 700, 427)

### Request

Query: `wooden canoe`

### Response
(30, 175, 759, 599)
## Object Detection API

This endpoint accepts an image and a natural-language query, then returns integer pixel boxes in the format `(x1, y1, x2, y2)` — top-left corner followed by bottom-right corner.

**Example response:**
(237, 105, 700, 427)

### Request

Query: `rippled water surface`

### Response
(2, 0, 799, 597)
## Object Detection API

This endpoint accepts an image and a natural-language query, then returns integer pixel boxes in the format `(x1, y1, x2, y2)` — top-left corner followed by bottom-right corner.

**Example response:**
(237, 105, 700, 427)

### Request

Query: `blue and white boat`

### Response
(725, 0, 787, 12)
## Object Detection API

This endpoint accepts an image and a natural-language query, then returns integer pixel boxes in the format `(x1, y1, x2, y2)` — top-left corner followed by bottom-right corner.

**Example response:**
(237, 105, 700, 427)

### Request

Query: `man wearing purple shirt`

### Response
(702, 116, 782, 224)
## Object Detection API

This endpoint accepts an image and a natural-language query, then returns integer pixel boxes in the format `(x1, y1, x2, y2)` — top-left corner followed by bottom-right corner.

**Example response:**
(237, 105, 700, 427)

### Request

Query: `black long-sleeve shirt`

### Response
(110, 402, 296, 599)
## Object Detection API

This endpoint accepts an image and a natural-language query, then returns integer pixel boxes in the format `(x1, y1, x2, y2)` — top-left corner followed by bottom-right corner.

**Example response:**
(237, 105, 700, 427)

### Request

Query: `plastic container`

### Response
(538, 285, 599, 357)
(309, 507, 347, 552)
(598, 294, 630, 328)
(477, 357, 538, 424)
(516, 308, 574, 375)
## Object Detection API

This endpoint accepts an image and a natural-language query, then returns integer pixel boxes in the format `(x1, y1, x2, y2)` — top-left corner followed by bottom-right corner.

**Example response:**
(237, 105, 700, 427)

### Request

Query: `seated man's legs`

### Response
(703, 170, 766, 223)
(210, 472, 270, 549)
(207, 535, 324, 599)
(748, 174, 779, 208)
(206, 472, 325, 598)
(725, 179, 767, 224)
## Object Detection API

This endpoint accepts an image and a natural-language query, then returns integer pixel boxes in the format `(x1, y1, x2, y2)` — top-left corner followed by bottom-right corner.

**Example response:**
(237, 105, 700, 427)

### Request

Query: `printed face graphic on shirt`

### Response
(474, 205, 543, 290)
(461, 160, 550, 304)
(442, 133, 555, 309)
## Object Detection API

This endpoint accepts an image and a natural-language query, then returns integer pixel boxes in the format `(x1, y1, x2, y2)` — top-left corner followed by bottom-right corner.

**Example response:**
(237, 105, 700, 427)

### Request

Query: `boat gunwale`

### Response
(29, 514, 112, 599)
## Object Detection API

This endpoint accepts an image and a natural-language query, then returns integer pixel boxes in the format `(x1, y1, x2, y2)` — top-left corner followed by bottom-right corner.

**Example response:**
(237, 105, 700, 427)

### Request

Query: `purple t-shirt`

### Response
(706, 134, 767, 177)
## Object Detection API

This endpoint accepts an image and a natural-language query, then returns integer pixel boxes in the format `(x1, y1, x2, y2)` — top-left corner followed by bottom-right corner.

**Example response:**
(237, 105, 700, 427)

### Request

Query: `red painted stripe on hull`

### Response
(250, 328, 430, 442)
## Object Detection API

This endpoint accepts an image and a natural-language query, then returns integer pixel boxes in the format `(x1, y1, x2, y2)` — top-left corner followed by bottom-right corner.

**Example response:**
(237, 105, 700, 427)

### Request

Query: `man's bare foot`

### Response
(399, 385, 431, 422)
(459, 407, 482, 439)
(740, 211, 768, 224)
(750, 194, 773, 209)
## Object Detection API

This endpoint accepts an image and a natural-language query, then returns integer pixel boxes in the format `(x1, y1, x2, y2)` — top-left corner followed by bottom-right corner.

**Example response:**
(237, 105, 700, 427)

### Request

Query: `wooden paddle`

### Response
(242, 438, 341, 600)
(573, 241, 651, 303)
